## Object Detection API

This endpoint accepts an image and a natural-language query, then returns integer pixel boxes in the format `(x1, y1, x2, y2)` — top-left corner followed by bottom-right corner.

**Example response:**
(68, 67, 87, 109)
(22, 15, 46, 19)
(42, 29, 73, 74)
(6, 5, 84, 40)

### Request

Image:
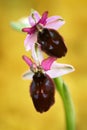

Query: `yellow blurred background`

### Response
(0, 0, 87, 130)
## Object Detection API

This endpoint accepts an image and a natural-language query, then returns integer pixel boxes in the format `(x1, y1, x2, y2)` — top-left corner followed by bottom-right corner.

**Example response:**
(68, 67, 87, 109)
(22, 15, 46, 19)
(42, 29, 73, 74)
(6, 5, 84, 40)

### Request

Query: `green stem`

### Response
(54, 77, 76, 130)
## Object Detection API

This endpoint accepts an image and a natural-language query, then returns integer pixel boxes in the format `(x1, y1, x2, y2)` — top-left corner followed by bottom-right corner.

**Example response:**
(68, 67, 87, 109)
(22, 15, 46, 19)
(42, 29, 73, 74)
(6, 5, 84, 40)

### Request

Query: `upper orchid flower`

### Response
(22, 10, 67, 58)
(22, 44, 74, 113)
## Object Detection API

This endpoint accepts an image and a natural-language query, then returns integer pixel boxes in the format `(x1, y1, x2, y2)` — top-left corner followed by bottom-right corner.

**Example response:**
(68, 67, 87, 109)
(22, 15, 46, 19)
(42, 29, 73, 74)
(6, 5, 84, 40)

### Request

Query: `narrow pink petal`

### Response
(22, 70, 34, 80)
(39, 11, 48, 25)
(24, 33, 37, 51)
(41, 57, 57, 71)
(22, 55, 33, 67)
(29, 11, 41, 26)
(46, 62, 75, 78)
(22, 26, 36, 34)
(22, 28, 30, 32)
(45, 16, 65, 30)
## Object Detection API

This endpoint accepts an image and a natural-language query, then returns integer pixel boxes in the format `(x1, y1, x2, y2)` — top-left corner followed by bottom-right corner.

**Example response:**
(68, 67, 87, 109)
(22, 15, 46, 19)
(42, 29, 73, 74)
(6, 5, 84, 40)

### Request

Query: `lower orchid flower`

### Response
(22, 44, 74, 113)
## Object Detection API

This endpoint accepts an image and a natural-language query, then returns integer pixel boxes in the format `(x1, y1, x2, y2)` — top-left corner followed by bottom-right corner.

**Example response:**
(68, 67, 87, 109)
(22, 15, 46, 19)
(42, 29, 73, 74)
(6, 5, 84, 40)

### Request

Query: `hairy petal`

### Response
(24, 33, 37, 51)
(22, 70, 34, 80)
(46, 62, 75, 78)
(22, 55, 33, 67)
(45, 16, 65, 30)
(29, 11, 41, 26)
(41, 57, 57, 71)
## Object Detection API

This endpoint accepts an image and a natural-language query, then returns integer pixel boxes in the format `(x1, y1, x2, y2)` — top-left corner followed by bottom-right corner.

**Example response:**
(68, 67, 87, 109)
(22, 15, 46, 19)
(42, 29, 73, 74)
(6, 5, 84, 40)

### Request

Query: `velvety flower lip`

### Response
(21, 10, 65, 51)
(22, 44, 74, 80)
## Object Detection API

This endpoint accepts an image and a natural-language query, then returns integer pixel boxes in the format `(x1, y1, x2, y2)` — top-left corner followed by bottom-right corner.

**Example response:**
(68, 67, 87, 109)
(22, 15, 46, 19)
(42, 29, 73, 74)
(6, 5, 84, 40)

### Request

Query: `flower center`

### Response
(36, 24, 43, 32)
(30, 63, 43, 73)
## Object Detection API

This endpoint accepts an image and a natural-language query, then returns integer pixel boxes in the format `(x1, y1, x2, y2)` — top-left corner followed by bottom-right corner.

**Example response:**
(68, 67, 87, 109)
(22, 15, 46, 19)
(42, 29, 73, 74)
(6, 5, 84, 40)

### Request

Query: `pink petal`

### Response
(41, 57, 57, 71)
(39, 11, 48, 25)
(45, 16, 65, 30)
(22, 55, 33, 67)
(29, 11, 41, 26)
(22, 26, 36, 34)
(22, 70, 34, 80)
(24, 33, 37, 51)
(46, 62, 75, 78)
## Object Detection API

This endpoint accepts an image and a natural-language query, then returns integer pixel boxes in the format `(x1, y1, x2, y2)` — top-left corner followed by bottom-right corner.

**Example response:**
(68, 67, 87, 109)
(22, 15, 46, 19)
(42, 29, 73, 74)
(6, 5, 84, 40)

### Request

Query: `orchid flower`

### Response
(21, 10, 65, 51)
(22, 44, 74, 113)
(22, 43, 74, 113)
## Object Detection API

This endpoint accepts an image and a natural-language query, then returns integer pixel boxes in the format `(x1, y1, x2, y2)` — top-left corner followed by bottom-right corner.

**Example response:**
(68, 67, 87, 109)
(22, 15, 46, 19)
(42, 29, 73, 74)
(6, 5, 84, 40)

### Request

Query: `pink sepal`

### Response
(41, 57, 57, 71)
(22, 55, 33, 67)
(45, 16, 65, 30)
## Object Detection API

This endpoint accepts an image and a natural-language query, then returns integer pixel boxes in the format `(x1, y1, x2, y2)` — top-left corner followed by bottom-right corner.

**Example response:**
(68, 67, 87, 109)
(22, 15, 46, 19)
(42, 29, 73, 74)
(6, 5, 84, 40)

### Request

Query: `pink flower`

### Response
(22, 44, 74, 113)
(21, 10, 65, 51)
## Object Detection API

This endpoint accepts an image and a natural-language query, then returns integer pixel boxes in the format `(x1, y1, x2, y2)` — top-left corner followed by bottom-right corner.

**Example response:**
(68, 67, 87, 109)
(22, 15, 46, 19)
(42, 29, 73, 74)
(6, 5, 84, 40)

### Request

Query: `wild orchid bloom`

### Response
(22, 44, 74, 113)
(22, 10, 67, 58)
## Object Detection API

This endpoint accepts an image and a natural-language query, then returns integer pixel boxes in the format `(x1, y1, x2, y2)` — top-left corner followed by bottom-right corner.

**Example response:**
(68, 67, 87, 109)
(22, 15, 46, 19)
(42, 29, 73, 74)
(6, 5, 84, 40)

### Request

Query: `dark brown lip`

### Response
(37, 28, 67, 58)
(30, 71, 55, 113)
